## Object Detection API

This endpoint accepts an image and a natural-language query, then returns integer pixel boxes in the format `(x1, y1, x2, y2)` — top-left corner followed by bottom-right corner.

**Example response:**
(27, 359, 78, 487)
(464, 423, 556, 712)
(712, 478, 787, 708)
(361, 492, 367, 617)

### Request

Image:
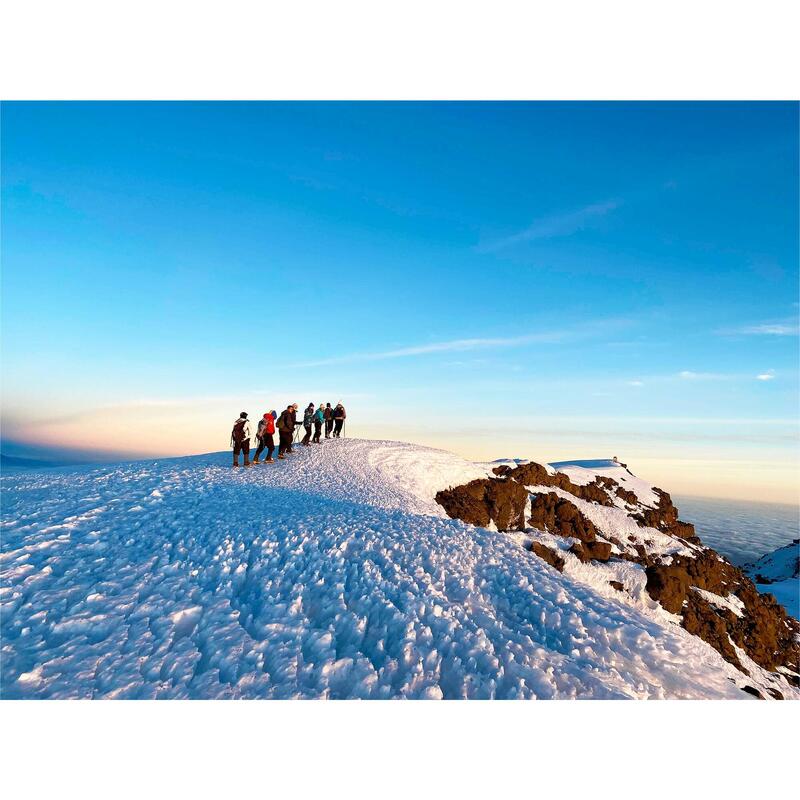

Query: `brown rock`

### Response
(682, 591, 742, 669)
(633, 488, 698, 540)
(609, 580, 624, 592)
(528, 492, 599, 542)
(435, 477, 528, 532)
(531, 542, 565, 572)
(570, 540, 613, 563)
(644, 563, 691, 614)
(645, 549, 800, 674)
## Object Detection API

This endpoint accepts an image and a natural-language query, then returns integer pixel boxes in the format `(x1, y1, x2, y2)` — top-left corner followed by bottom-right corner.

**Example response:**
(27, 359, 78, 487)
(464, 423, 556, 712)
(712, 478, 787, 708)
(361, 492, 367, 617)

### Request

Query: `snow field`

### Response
(1, 439, 792, 699)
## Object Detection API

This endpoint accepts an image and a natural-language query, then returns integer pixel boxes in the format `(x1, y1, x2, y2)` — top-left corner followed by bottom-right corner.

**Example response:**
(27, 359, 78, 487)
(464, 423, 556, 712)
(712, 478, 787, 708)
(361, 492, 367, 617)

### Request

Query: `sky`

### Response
(1, 101, 798, 502)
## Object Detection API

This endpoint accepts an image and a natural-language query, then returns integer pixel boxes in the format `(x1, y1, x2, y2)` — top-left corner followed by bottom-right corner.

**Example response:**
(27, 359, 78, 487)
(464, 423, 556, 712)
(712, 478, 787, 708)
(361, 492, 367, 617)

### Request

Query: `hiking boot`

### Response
(244, 459, 251, 467)
(252, 457, 260, 465)
(278, 454, 286, 460)
(265, 457, 275, 463)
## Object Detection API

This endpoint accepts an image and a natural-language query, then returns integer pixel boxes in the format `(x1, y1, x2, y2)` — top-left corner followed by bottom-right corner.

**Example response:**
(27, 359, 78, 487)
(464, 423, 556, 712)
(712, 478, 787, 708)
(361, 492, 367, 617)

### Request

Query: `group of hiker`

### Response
(230, 402, 347, 467)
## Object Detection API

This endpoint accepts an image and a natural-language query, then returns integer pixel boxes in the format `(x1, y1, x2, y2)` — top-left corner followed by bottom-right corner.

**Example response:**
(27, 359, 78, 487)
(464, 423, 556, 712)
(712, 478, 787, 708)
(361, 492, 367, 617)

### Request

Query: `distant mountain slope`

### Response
(1, 439, 796, 699)
(1, 454, 65, 469)
(745, 540, 799, 620)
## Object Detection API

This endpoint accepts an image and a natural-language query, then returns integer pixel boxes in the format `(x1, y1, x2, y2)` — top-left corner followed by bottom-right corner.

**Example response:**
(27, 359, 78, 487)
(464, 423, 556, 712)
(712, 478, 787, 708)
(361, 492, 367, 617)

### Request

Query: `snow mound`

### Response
(0, 439, 792, 699)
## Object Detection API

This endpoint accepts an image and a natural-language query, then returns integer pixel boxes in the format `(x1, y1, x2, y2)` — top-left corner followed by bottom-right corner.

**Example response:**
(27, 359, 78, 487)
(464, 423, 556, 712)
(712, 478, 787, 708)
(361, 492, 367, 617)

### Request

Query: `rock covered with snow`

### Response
(1, 439, 797, 699)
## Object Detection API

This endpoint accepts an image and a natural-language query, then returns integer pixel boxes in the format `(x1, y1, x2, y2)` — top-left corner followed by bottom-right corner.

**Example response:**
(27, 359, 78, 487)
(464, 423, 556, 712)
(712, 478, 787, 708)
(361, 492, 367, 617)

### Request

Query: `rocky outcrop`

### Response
(632, 488, 697, 540)
(644, 550, 800, 674)
(435, 477, 528, 531)
(437, 459, 800, 685)
(527, 493, 614, 563)
(494, 462, 617, 507)
(495, 461, 698, 540)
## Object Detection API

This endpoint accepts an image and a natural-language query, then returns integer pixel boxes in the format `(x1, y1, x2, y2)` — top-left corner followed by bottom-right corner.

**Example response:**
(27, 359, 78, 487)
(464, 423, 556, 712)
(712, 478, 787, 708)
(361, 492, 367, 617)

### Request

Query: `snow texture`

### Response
(1, 439, 794, 699)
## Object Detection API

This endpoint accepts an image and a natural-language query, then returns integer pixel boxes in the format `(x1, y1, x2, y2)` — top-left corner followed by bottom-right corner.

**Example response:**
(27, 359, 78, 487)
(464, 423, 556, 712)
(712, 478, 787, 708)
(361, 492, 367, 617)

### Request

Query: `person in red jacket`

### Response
(253, 411, 277, 464)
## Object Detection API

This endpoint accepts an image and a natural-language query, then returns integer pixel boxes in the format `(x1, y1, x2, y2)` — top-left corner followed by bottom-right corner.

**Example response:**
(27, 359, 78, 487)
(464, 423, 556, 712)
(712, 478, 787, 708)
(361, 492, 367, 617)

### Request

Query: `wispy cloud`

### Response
(677, 370, 731, 381)
(295, 332, 565, 368)
(478, 199, 620, 253)
(631, 370, 783, 386)
(293, 319, 631, 369)
(720, 320, 799, 336)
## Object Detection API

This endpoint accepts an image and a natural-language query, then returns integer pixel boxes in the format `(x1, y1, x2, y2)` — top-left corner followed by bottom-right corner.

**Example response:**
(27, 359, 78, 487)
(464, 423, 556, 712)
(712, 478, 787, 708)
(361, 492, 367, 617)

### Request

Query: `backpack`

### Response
(232, 418, 247, 443)
(265, 416, 275, 435)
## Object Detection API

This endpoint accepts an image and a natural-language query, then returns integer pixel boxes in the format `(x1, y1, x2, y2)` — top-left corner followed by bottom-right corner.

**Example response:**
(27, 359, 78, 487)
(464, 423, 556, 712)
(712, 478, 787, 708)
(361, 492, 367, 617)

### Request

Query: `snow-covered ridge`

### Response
(1, 439, 796, 699)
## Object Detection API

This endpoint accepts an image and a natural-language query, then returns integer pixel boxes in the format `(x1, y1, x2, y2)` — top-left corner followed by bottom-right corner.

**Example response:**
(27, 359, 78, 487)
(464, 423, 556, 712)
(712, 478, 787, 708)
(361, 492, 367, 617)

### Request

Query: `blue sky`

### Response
(2, 102, 798, 500)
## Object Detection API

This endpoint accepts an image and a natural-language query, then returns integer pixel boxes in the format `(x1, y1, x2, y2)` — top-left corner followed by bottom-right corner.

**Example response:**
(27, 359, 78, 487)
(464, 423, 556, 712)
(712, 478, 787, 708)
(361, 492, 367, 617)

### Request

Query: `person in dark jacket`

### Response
(301, 403, 314, 446)
(312, 404, 324, 443)
(231, 411, 251, 467)
(332, 403, 346, 438)
(276, 405, 295, 459)
(323, 403, 333, 438)
(286, 403, 299, 453)
(253, 411, 276, 464)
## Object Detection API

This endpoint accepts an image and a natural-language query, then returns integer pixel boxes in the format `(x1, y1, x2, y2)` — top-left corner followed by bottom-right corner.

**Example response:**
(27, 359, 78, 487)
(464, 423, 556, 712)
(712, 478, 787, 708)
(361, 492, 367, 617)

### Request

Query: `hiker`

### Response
(323, 403, 333, 438)
(253, 411, 276, 464)
(287, 403, 299, 453)
(276, 405, 296, 459)
(332, 402, 346, 438)
(231, 411, 251, 467)
(301, 403, 315, 446)
(312, 404, 324, 443)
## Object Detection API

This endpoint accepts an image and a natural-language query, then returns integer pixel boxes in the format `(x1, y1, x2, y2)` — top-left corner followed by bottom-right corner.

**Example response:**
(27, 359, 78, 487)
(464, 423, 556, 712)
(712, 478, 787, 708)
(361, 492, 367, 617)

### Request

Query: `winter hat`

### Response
(240, 411, 248, 418)
(263, 413, 270, 420)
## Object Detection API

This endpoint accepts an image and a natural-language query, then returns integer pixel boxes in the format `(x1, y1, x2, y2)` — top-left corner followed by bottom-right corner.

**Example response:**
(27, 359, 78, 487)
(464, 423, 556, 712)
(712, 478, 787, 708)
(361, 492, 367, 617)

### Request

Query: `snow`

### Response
(693, 588, 746, 618)
(1, 438, 795, 699)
